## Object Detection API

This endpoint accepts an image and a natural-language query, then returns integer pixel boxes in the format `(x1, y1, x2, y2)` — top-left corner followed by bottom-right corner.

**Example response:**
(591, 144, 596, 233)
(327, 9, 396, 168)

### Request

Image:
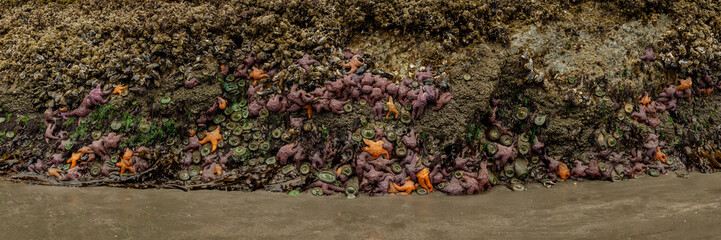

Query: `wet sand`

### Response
(1, 174, 720, 239)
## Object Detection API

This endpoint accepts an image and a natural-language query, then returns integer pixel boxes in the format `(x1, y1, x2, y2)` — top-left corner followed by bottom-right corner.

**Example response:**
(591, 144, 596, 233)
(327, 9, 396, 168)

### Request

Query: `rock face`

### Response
(0, 1, 720, 195)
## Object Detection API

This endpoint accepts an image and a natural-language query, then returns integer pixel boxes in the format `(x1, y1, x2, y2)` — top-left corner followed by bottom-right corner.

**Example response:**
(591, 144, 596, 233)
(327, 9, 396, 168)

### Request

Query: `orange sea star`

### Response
(677, 77, 692, 91)
(343, 55, 363, 75)
(217, 97, 227, 110)
(113, 85, 128, 95)
(249, 67, 270, 86)
(416, 167, 433, 192)
(392, 177, 417, 195)
(302, 105, 313, 119)
(199, 127, 223, 153)
(48, 168, 63, 179)
(558, 161, 570, 181)
(66, 147, 94, 169)
(362, 138, 390, 160)
(654, 147, 666, 163)
(385, 96, 399, 119)
(639, 92, 652, 107)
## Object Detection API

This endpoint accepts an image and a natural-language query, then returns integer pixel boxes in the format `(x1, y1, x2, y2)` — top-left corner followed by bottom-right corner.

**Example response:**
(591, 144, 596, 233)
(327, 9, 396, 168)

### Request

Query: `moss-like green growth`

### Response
(91, 104, 116, 127)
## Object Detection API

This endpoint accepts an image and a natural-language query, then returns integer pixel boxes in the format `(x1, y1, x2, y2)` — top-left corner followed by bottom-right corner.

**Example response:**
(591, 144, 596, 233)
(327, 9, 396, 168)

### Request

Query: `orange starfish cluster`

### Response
(115, 148, 135, 174)
(66, 146, 94, 169)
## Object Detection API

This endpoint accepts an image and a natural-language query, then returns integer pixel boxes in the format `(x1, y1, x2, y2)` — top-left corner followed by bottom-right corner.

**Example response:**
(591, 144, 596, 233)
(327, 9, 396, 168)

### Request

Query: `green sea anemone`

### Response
(514, 158, 529, 180)
(213, 115, 226, 125)
(282, 165, 296, 175)
(110, 155, 119, 163)
(232, 103, 243, 112)
(232, 126, 243, 136)
(282, 132, 293, 142)
(646, 168, 660, 177)
(90, 164, 101, 176)
(488, 172, 499, 186)
(260, 142, 270, 151)
(386, 131, 397, 142)
(228, 136, 241, 147)
(201, 145, 212, 157)
(189, 166, 201, 176)
(299, 162, 311, 175)
(517, 142, 530, 155)
(515, 107, 529, 120)
(311, 187, 323, 196)
(339, 164, 353, 176)
(231, 111, 243, 122)
(395, 147, 407, 158)
(178, 170, 191, 181)
(361, 128, 375, 139)
(343, 104, 353, 113)
(345, 177, 359, 198)
(499, 134, 513, 146)
(303, 122, 313, 132)
(272, 128, 283, 139)
(252, 131, 262, 140)
(110, 121, 122, 131)
(400, 113, 412, 124)
(530, 155, 540, 164)
(504, 163, 515, 178)
(64, 141, 74, 151)
(519, 132, 529, 142)
(351, 133, 362, 142)
(486, 143, 498, 155)
(534, 114, 546, 126)
(91, 131, 102, 140)
(607, 137, 617, 148)
(192, 151, 202, 164)
(486, 125, 500, 141)
(510, 182, 526, 191)
(318, 170, 336, 183)
(138, 122, 151, 133)
(248, 142, 259, 152)
(259, 109, 269, 119)
(391, 162, 403, 174)
(161, 96, 171, 104)
(454, 170, 464, 179)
